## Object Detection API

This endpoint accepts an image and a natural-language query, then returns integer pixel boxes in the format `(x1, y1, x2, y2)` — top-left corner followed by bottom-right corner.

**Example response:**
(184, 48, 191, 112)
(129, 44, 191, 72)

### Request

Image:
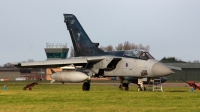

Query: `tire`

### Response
(137, 87, 140, 91)
(82, 82, 90, 91)
(137, 87, 146, 91)
(137, 87, 143, 91)
(123, 83, 129, 91)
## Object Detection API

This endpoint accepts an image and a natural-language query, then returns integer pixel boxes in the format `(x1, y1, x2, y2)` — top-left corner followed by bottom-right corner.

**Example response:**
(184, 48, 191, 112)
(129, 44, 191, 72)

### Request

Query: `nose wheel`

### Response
(137, 86, 146, 91)
(137, 78, 146, 91)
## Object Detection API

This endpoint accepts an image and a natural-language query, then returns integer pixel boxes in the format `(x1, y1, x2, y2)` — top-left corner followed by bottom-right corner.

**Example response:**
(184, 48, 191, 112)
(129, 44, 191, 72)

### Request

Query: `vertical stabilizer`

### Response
(64, 14, 104, 56)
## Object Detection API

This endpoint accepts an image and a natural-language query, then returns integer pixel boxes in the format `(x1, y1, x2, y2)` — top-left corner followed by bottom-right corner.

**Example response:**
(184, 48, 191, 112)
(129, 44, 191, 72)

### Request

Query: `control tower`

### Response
(45, 43, 69, 80)
(45, 43, 69, 60)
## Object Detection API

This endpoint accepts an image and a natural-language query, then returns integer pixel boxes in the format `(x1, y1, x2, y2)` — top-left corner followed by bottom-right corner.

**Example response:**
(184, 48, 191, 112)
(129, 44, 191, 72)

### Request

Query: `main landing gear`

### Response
(82, 76, 91, 91)
(119, 77, 129, 91)
(119, 83, 129, 91)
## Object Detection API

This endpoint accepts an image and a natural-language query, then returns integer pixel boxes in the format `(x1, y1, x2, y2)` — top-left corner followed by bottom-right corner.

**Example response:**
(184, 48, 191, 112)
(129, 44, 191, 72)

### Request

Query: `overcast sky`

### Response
(0, 0, 200, 65)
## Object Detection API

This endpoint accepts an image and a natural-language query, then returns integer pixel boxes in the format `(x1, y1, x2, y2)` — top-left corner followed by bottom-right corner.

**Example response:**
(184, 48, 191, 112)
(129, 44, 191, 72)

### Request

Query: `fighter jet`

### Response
(14, 14, 177, 91)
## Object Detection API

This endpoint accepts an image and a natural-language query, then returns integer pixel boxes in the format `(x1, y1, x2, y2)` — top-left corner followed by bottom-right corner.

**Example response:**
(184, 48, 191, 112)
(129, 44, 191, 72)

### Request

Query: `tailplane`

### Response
(64, 14, 104, 56)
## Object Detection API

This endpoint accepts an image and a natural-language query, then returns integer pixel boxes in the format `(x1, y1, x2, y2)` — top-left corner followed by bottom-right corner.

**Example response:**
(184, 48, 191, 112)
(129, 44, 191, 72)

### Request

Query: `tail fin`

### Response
(64, 14, 104, 56)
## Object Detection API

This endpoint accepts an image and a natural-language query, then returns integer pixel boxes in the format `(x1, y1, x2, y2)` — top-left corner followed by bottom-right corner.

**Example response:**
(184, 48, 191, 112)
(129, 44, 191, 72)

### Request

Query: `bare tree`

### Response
(115, 43, 123, 50)
(103, 41, 150, 51)
(99, 46, 106, 51)
(123, 41, 131, 50)
(3, 63, 13, 68)
(130, 43, 137, 49)
(139, 44, 144, 50)
(105, 45, 114, 51)
(100, 45, 114, 51)
(131, 43, 149, 51)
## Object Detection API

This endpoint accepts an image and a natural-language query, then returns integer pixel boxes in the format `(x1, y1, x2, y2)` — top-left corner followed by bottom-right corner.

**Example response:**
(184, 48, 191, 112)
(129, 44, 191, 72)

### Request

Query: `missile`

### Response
(50, 71, 89, 83)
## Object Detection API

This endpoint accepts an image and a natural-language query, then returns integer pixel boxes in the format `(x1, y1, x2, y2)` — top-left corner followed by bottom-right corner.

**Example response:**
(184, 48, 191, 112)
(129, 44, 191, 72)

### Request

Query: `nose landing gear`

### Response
(137, 78, 146, 91)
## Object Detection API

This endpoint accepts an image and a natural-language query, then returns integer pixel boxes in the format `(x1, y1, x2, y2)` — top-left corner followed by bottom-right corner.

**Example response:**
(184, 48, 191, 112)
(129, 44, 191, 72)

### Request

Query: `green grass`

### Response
(0, 81, 200, 112)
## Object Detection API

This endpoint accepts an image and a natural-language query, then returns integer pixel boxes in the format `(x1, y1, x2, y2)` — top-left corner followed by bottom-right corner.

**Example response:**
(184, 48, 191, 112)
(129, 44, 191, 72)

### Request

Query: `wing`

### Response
(13, 57, 105, 68)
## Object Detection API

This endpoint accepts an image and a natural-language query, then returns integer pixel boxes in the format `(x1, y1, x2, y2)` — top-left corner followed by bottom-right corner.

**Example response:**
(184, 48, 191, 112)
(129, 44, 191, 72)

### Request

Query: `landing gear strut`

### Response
(137, 78, 146, 91)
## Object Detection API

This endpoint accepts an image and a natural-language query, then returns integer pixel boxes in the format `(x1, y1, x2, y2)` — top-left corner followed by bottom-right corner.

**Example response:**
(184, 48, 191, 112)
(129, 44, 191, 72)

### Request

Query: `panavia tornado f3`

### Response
(14, 14, 180, 91)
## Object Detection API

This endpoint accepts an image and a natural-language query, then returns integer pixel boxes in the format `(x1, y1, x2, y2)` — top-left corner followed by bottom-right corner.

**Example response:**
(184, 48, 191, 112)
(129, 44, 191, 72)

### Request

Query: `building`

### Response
(20, 68, 46, 80)
(165, 63, 200, 82)
(45, 43, 69, 60)
(0, 68, 20, 80)
(45, 43, 69, 80)
(0, 43, 69, 81)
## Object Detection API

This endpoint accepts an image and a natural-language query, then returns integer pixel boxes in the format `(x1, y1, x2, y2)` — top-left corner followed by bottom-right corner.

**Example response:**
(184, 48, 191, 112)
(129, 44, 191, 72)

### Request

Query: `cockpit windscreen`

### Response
(123, 49, 155, 60)
(139, 52, 155, 60)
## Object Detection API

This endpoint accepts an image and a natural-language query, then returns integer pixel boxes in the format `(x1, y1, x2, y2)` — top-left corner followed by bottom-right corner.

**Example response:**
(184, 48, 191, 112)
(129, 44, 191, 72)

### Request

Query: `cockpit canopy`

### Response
(124, 49, 155, 60)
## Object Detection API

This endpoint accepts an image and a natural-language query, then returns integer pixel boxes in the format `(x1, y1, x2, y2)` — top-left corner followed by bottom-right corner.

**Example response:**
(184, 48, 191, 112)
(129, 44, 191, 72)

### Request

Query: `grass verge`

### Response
(0, 81, 200, 112)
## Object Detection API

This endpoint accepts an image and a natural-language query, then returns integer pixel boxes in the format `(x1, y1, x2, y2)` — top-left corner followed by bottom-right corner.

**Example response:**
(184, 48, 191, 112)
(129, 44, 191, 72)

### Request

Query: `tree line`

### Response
(70, 41, 150, 57)
(99, 41, 150, 52)
(160, 57, 200, 63)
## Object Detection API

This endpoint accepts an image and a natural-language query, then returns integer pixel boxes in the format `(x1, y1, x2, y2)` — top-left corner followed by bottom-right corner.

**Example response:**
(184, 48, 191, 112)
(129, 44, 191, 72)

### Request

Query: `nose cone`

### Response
(151, 62, 174, 76)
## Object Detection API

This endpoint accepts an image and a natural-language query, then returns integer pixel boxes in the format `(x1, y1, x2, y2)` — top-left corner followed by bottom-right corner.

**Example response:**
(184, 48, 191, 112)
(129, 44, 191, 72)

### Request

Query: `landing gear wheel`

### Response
(123, 83, 129, 91)
(137, 87, 142, 91)
(82, 82, 90, 91)
(137, 87, 146, 91)
(119, 83, 129, 91)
